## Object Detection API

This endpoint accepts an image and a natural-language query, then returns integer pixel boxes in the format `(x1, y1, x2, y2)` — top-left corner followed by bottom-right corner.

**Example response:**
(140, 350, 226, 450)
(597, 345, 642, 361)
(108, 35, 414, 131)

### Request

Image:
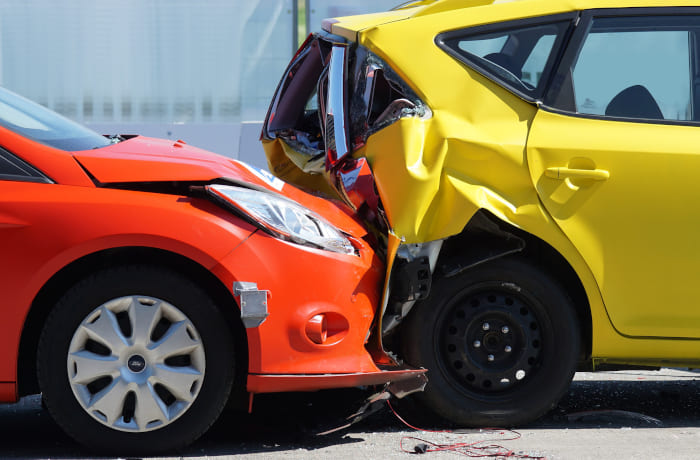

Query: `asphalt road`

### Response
(2, 369, 700, 459)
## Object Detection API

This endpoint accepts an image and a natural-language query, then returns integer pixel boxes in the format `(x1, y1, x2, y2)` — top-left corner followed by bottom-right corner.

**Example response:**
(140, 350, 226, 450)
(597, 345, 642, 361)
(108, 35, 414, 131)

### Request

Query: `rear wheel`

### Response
(402, 257, 579, 427)
(37, 266, 235, 454)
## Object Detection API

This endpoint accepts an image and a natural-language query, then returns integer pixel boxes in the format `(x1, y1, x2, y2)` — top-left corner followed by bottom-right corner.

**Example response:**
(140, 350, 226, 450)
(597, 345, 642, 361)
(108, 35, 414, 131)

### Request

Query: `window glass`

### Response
(0, 148, 48, 182)
(0, 87, 111, 151)
(574, 31, 690, 119)
(521, 35, 556, 87)
(551, 15, 697, 121)
(457, 36, 508, 57)
(439, 19, 572, 99)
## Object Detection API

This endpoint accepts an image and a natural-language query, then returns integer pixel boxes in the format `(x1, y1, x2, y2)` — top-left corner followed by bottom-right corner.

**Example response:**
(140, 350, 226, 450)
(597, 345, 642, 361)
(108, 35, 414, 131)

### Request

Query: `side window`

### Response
(437, 16, 575, 100)
(548, 15, 698, 121)
(0, 148, 50, 183)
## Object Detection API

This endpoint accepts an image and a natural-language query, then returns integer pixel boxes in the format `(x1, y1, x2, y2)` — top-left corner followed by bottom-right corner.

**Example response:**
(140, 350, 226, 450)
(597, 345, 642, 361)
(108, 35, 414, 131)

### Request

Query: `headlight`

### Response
(206, 184, 355, 255)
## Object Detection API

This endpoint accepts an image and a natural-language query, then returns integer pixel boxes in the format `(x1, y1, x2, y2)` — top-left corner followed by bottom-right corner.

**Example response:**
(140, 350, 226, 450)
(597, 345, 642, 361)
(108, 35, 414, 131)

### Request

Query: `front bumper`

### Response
(247, 366, 426, 394)
(211, 228, 424, 393)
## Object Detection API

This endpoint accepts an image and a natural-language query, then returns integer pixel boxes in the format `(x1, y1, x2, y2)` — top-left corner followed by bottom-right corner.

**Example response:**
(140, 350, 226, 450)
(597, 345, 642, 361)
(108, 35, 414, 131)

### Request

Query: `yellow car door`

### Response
(528, 10, 700, 339)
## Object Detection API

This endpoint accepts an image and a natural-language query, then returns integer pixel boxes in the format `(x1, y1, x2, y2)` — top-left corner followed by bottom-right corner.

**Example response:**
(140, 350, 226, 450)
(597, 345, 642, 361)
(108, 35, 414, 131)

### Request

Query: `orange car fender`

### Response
(0, 184, 256, 387)
(211, 230, 385, 379)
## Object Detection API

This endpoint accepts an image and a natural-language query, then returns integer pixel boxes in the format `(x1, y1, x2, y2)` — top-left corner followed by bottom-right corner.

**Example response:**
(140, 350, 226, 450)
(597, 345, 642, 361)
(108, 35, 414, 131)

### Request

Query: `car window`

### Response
(548, 15, 698, 121)
(437, 16, 575, 100)
(0, 147, 51, 183)
(457, 36, 507, 57)
(0, 87, 112, 151)
(521, 35, 556, 88)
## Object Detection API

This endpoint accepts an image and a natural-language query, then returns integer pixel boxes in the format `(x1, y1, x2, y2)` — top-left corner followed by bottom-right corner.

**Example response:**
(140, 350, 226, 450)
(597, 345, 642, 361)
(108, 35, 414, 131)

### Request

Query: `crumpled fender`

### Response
(359, 109, 622, 360)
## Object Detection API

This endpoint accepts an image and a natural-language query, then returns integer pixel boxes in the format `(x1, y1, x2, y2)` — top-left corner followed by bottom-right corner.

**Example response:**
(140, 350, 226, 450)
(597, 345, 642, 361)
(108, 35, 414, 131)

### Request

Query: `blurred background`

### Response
(0, 0, 403, 169)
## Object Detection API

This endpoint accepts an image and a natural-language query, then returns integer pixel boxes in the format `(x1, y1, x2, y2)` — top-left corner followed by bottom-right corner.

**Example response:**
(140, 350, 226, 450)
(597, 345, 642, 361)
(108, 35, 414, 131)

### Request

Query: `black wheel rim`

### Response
(438, 287, 542, 395)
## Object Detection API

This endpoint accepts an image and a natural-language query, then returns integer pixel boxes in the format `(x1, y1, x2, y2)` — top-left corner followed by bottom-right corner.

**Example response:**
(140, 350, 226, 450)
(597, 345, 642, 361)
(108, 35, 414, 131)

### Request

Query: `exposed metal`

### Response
(325, 45, 350, 165)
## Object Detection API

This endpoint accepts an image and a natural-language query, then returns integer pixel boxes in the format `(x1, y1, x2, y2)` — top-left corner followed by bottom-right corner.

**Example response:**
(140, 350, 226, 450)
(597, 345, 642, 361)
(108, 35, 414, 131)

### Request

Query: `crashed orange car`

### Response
(263, 0, 700, 429)
(0, 86, 424, 454)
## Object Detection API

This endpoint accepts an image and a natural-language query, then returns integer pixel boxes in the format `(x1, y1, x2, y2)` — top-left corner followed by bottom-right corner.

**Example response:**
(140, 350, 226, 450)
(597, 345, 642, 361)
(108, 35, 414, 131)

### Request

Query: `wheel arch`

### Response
(17, 246, 248, 401)
(436, 209, 592, 361)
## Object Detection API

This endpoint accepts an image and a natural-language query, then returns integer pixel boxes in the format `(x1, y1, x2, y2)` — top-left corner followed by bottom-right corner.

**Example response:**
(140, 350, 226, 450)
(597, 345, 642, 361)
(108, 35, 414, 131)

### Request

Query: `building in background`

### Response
(0, 0, 400, 168)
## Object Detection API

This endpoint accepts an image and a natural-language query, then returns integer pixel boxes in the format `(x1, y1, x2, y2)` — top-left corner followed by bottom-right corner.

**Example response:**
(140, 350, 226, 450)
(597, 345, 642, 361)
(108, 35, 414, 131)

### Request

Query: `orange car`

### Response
(0, 87, 424, 453)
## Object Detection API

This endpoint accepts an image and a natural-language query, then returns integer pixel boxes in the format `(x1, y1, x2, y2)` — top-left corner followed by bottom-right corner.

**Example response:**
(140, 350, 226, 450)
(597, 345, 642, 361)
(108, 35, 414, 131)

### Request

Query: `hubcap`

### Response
(440, 290, 542, 393)
(67, 296, 206, 432)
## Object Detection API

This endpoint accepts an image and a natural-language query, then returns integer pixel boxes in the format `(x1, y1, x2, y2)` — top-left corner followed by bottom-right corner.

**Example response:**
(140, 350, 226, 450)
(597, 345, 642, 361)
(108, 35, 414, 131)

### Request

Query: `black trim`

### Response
(0, 147, 52, 183)
(540, 104, 700, 127)
(319, 30, 349, 45)
(435, 12, 579, 103)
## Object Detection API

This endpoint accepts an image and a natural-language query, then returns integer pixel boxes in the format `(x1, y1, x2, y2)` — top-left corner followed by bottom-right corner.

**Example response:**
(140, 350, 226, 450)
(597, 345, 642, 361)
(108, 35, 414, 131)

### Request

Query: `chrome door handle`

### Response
(545, 167, 610, 181)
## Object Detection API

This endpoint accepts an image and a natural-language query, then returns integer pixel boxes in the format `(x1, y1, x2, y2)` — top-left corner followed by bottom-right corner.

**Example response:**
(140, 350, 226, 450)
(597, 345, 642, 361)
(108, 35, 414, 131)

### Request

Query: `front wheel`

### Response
(401, 258, 580, 427)
(37, 266, 235, 454)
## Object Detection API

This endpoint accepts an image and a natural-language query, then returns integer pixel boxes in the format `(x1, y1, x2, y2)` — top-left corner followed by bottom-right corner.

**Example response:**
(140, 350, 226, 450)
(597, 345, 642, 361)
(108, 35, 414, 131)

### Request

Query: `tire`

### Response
(37, 266, 235, 454)
(401, 257, 580, 427)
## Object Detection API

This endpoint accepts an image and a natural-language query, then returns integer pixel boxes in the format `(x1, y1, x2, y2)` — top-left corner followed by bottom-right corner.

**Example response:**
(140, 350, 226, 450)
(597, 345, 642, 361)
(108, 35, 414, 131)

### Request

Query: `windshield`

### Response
(0, 87, 112, 151)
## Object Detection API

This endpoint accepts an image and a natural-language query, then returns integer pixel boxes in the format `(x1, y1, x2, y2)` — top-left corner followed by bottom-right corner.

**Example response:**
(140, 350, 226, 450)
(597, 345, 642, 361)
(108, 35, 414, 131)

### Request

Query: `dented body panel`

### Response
(0, 111, 425, 406)
(264, 0, 700, 372)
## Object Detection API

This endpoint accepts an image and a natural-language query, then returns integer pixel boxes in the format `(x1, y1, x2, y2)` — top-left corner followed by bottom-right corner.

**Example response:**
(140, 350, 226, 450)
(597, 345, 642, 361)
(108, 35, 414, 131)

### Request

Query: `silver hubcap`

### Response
(67, 296, 206, 432)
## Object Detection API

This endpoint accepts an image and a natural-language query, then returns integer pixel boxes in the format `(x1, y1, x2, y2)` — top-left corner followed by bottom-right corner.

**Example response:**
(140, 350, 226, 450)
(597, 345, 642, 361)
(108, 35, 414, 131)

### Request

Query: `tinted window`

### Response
(437, 16, 574, 100)
(0, 87, 111, 151)
(0, 148, 50, 183)
(548, 15, 698, 121)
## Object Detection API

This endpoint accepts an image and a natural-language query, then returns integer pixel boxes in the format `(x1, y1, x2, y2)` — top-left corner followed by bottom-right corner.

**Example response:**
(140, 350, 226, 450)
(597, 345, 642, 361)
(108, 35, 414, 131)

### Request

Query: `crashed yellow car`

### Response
(262, 0, 700, 427)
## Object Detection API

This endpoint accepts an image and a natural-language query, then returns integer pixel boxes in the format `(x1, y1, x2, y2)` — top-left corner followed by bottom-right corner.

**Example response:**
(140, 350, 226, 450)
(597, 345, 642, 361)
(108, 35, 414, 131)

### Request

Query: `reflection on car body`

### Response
(263, 0, 700, 428)
(0, 86, 425, 454)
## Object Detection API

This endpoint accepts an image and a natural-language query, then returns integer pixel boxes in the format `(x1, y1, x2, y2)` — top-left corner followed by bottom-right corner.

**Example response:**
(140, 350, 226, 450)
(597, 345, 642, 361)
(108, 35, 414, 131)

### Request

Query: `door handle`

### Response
(545, 167, 610, 181)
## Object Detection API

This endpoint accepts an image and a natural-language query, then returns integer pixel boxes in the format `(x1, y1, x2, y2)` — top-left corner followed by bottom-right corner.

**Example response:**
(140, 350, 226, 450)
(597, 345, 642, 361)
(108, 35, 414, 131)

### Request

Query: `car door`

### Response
(528, 9, 700, 338)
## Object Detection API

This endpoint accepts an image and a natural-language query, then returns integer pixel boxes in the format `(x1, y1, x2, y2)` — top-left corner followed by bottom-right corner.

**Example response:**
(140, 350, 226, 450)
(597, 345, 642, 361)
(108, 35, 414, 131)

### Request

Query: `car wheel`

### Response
(401, 257, 580, 427)
(37, 266, 235, 454)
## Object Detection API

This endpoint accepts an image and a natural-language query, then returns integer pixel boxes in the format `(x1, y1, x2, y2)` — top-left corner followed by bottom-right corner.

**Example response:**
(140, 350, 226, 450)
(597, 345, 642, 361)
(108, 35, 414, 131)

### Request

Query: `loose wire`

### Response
(387, 400, 545, 459)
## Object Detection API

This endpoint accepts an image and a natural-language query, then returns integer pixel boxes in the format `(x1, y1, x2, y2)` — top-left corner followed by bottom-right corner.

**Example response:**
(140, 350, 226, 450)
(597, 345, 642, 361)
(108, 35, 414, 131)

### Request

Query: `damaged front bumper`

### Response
(212, 226, 426, 398)
(247, 366, 427, 396)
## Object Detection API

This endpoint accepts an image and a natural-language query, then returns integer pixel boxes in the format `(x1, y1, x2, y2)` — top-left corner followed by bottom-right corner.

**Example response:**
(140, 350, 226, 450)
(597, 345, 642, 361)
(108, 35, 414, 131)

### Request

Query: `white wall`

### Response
(0, 0, 294, 169)
(0, 1, 403, 170)
(306, 0, 403, 31)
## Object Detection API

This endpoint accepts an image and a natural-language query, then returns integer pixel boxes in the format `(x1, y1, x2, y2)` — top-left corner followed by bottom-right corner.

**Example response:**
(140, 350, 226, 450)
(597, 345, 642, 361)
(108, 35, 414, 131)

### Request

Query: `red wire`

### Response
(386, 400, 545, 459)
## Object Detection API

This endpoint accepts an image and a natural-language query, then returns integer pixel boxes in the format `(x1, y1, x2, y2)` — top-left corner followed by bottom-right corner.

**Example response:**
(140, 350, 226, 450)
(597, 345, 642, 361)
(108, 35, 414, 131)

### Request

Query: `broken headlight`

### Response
(206, 184, 355, 255)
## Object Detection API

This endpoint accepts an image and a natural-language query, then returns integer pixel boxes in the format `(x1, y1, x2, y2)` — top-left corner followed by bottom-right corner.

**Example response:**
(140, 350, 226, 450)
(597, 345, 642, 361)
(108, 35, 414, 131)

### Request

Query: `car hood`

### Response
(73, 136, 369, 237)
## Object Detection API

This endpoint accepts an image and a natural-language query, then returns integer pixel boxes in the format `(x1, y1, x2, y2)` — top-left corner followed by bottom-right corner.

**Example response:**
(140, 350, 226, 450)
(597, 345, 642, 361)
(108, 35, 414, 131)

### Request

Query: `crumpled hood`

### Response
(74, 136, 368, 237)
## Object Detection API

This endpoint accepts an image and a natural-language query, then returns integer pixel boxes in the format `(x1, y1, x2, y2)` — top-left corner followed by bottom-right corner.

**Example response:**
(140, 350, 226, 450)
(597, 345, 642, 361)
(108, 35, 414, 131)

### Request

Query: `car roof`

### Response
(412, 0, 700, 16)
(328, 0, 700, 40)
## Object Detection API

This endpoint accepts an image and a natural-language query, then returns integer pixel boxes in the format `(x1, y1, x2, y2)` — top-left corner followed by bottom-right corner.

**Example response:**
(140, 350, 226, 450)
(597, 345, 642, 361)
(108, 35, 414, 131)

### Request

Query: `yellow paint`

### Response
(529, 110, 700, 339)
(344, 0, 700, 363)
(268, 0, 700, 367)
(261, 138, 339, 199)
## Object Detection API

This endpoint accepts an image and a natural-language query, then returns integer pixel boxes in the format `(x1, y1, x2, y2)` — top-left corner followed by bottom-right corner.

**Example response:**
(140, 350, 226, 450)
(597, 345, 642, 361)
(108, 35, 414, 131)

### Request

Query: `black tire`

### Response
(401, 257, 579, 427)
(37, 266, 235, 454)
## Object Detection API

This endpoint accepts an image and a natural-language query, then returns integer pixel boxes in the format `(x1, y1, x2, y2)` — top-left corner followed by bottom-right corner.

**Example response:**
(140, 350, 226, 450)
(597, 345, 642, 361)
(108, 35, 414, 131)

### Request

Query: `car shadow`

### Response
(2, 371, 700, 458)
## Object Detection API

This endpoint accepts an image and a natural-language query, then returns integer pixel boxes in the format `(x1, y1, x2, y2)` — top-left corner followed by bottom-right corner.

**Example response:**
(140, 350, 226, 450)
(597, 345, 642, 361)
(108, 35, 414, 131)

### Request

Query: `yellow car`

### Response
(262, 0, 700, 427)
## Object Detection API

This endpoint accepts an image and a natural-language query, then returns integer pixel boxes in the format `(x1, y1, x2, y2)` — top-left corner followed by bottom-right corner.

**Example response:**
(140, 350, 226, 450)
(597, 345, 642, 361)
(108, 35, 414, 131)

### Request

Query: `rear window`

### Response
(437, 14, 576, 101)
(263, 36, 332, 166)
